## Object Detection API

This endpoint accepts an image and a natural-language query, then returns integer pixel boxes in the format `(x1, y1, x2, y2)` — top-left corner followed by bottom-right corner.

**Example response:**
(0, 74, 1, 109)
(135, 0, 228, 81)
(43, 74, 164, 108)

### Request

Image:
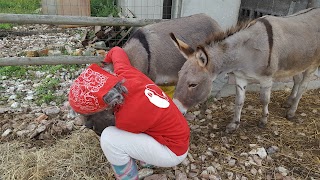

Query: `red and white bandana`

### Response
(68, 64, 122, 114)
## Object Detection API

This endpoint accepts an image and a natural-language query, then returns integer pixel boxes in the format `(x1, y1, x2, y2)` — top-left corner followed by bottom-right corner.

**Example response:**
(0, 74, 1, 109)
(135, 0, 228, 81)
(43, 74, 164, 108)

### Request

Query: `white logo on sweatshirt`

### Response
(144, 84, 170, 108)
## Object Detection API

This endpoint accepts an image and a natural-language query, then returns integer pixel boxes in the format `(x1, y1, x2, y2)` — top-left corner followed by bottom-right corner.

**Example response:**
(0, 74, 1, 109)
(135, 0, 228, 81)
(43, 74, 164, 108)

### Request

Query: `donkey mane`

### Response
(205, 19, 258, 45)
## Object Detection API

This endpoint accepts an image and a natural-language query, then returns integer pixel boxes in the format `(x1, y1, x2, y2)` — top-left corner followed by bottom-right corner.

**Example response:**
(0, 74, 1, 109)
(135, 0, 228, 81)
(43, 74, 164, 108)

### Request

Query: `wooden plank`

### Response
(0, 14, 166, 27)
(0, 56, 104, 66)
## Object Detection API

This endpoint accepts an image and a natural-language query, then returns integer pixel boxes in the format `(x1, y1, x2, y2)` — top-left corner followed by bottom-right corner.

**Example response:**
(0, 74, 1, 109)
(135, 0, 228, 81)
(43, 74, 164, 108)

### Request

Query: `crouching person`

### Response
(68, 47, 190, 180)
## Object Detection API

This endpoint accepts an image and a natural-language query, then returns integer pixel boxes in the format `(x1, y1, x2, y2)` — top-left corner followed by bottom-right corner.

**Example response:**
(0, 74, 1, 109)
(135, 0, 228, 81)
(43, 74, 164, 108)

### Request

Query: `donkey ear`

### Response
(196, 46, 208, 67)
(169, 32, 194, 59)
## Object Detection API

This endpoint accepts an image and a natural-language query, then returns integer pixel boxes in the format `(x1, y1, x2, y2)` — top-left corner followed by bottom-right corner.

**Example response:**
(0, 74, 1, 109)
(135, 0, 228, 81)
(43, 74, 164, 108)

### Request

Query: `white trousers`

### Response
(100, 126, 188, 167)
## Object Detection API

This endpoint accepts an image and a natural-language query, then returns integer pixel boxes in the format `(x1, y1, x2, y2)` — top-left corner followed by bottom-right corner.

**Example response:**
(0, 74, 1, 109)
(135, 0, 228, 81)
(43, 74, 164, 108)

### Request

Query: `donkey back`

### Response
(123, 13, 222, 85)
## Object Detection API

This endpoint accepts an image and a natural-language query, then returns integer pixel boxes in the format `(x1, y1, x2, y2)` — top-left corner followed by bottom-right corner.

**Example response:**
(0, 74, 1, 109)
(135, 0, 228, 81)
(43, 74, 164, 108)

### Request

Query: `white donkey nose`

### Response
(173, 98, 187, 115)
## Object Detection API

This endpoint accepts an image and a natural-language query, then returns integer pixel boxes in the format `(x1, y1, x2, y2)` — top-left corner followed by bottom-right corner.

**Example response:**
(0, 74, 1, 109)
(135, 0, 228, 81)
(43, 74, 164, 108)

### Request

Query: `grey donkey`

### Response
(170, 8, 320, 133)
(83, 14, 222, 135)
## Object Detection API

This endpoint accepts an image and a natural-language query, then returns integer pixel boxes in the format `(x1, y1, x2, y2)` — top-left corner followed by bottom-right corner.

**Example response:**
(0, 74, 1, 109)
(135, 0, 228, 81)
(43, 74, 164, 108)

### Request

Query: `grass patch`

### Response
(0, 66, 28, 78)
(0, 0, 40, 14)
(0, 23, 13, 29)
(0, 0, 40, 29)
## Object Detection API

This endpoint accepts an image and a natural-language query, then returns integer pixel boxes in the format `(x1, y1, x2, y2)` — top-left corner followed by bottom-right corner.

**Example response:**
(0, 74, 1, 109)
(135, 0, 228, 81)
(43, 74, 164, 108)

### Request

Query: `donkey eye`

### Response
(188, 83, 198, 88)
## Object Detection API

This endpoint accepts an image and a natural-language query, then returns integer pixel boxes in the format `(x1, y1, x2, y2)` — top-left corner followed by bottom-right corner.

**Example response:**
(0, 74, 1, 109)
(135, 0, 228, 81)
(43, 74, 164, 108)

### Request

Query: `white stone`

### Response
(249, 149, 257, 155)
(181, 158, 190, 166)
(16, 130, 30, 137)
(277, 166, 288, 176)
(193, 111, 201, 116)
(226, 171, 234, 180)
(300, 113, 307, 117)
(36, 124, 46, 133)
(228, 159, 236, 167)
(206, 166, 217, 174)
(256, 147, 267, 159)
(8, 94, 17, 101)
(250, 167, 257, 175)
(7, 87, 15, 93)
(200, 170, 209, 178)
(24, 95, 34, 100)
(48, 50, 62, 56)
(16, 84, 25, 91)
(43, 106, 60, 115)
(2, 129, 12, 137)
(26, 123, 37, 131)
(249, 144, 257, 148)
(190, 163, 197, 170)
(11, 102, 20, 108)
(240, 152, 248, 157)
(0, 107, 8, 113)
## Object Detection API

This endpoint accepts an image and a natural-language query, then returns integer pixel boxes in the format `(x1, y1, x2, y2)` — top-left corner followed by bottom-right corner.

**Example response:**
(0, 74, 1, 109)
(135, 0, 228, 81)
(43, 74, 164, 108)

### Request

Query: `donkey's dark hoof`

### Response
(287, 115, 304, 123)
(285, 113, 295, 121)
(258, 121, 266, 128)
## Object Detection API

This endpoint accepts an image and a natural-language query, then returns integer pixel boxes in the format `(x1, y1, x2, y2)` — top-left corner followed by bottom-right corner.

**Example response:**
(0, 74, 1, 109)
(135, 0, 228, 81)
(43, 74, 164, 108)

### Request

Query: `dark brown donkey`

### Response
(84, 14, 222, 135)
(170, 8, 320, 133)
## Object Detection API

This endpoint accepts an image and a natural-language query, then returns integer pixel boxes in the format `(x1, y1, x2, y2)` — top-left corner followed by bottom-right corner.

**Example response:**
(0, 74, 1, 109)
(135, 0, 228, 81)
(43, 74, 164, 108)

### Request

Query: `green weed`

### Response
(91, 0, 119, 17)
(0, 0, 40, 14)
(0, 23, 13, 29)
(0, 66, 28, 78)
(0, 0, 40, 29)
(35, 77, 60, 105)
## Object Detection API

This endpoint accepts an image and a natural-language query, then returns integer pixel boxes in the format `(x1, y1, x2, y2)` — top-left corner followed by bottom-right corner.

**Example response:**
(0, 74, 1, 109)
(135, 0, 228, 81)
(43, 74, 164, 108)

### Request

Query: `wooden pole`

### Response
(0, 13, 165, 27)
(0, 56, 104, 66)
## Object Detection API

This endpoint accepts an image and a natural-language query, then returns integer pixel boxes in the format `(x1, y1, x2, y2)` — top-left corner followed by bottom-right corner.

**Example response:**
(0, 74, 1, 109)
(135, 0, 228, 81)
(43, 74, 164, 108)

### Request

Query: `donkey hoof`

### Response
(286, 114, 304, 123)
(258, 121, 266, 128)
(225, 123, 239, 133)
(286, 112, 295, 121)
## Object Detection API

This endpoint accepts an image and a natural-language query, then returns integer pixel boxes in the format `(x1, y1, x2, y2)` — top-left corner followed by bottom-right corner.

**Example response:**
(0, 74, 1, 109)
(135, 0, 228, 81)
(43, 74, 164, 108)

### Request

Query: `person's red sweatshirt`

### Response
(104, 47, 190, 156)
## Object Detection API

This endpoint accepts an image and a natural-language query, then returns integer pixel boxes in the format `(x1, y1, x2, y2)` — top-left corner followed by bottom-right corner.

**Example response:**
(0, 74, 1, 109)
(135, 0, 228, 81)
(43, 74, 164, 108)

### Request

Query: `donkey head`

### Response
(170, 33, 220, 114)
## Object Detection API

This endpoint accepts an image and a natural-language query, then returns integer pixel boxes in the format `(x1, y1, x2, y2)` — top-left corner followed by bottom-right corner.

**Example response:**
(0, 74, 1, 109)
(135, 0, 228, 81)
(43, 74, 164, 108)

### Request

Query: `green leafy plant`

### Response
(91, 0, 119, 17)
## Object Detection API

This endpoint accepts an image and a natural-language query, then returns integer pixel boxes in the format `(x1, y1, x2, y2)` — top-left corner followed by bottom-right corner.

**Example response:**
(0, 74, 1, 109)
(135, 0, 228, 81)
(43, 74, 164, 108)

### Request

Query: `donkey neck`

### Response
(218, 31, 253, 74)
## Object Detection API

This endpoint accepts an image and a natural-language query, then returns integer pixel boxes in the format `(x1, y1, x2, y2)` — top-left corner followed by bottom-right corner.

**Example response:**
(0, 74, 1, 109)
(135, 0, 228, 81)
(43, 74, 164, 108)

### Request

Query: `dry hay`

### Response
(0, 129, 113, 180)
(0, 89, 319, 179)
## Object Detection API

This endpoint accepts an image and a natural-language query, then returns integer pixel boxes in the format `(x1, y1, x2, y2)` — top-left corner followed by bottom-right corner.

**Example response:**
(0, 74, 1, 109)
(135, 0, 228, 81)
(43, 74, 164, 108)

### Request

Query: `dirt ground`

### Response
(0, 89, 319, 180)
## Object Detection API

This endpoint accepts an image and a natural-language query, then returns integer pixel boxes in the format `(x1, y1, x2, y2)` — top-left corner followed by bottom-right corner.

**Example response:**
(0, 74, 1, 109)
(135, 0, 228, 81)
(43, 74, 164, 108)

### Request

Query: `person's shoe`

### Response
(111, 158, 138, 180)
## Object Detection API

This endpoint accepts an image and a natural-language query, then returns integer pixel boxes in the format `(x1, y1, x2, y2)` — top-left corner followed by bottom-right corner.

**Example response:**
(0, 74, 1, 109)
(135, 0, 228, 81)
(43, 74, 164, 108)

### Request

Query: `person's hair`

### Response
(103, 80, 127, 108)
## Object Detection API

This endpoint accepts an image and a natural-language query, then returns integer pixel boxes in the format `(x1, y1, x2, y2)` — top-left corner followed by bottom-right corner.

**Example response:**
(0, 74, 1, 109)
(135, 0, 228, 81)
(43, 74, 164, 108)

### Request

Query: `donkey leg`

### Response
(283, 74, 303, 108)
(258, 80, 273, 128)
(286, 69, 315, 120)
(226, 77, 247, 133)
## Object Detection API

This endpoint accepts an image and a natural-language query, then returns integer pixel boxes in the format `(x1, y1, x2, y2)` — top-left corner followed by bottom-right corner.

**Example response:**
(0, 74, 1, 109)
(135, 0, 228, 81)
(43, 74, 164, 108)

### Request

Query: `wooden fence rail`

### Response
(0, 13, 165, 27)
(0, 56, 103, 66)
